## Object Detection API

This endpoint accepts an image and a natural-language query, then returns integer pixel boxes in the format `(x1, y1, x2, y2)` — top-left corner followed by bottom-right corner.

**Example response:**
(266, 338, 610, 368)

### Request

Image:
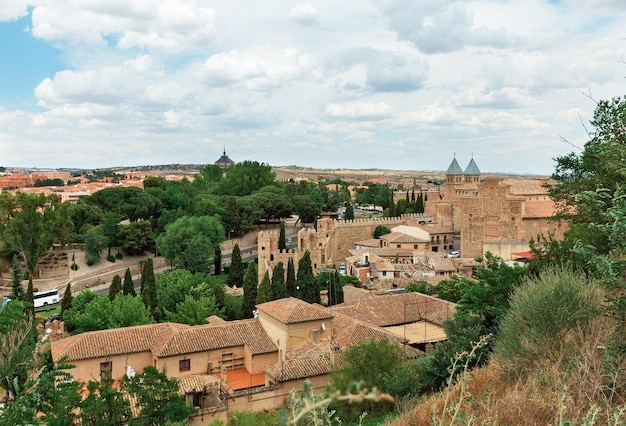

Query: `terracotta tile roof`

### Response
(265, 346, 332, 382)
(51, 323, 189, 362)
(380, 232, 428, 244)
(328, 292, 455, 327)
(256, 297, 333, 324)
(152, 319, 277, 357)
(331, 313, 407, 347)
(52, 319, 277, 362)
(178, 375, 221, 394)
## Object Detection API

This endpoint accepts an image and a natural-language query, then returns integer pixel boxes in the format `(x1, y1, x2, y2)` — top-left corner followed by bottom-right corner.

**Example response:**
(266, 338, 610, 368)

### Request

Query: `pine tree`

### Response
(257, 271, 272, 304)
(297, 251, 320, 304)
(108, 275, 122, 301)
(227, 244, 244, 288)
(61, 282, 73, 317)
(278, 221, 286, 251)
(11, 254, 24, 301)
(242, 263, 258, 318)
(214, 246, 222, 276)
(122, 267, 136, 296)
(286, 258, 297, 297)
(345, 202, 355, 220)
(271, 262, 286, 300)
(140, 258, 159, 320)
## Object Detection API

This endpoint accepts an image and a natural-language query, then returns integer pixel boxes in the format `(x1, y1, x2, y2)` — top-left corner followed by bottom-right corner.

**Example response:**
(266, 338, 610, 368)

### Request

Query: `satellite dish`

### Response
(321, 322, 326, 331)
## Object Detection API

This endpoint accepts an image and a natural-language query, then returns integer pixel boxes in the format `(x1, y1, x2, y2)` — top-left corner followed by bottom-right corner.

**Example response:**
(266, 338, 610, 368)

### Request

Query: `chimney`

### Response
(330, 342, 341, 366)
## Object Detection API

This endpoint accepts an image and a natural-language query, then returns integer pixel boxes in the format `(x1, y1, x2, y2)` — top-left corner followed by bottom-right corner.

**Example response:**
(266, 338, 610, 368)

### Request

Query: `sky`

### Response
(0, 1, 625, 175)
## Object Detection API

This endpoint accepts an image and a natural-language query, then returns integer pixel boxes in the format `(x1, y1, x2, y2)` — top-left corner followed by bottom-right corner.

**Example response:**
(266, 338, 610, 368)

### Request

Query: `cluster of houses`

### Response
(51, 293, 454, 422)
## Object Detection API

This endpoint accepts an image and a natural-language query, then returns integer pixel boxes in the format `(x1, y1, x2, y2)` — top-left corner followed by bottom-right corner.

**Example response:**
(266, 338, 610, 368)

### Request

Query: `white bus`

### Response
(34, 289, 60, 309)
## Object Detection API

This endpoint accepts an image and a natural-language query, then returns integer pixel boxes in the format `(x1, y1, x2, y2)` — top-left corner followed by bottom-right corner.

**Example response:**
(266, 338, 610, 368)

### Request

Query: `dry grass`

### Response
(387, 316, 626, 426)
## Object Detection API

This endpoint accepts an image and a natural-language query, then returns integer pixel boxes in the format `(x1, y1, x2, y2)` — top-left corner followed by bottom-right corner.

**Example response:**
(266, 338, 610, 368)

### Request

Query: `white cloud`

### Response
(0, 1, 29, 21)
(1, 0, 625, 173)
(196, 47, 317, 90)
(30, 0, 218, 51)
(324, 101, 393, 121)
(286, 2, 320, 26)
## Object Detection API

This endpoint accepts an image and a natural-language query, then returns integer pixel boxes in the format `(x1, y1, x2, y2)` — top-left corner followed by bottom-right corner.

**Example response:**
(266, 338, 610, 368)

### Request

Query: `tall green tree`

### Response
(156, 215, 224, 274)
(100, 212, 122, 257)
(271, 262, 287, 300)
(227, 244, 244, 288)
(327, 270, 343, 306)
(214, 245, 222, 276)
(297, 251, 320, 304)
(61, 282, 73, 317)
(242, 263, 258, 318)
(219, 160, 276, 196)
(257, 271, 272, 304)
(10, 254, 24, 301)
(286, 258, 297, 297)
(121, 366, 195, 425)
(63, 294, 154, 334)
(109, 274, 122, 301)
(278, 221, 286, 251)
(80, 377, 131, 426)
(123, 267, 136, 296)
(140, 258, 159, 320)
(344, 201, 355, 220)
(0, 192, 66, 300)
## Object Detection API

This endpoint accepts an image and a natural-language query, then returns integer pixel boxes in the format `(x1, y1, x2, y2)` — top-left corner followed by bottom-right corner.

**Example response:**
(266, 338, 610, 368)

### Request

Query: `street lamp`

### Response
(228, 229, 234, 239)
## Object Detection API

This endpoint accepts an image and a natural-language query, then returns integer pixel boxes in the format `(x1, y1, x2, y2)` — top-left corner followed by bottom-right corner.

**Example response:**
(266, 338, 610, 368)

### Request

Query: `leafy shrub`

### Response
(115, 251, 123, 259)
(493, 267, 603, 377)
(106, 255, 116, 263)
(70, 263, 79, 271)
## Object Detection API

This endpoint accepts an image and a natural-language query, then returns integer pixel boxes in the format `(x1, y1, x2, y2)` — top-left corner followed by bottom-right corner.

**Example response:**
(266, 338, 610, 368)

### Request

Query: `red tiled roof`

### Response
(328, 292, 455, 327)
(52, 319, 277, 362)
(256, 297, 333, 324)
(153, 319, 276, 357)
(52, 323, 189, 362)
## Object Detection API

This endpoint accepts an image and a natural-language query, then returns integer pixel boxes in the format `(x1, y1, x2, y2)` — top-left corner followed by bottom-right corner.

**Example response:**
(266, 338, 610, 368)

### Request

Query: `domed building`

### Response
(215, 148, 235, 173)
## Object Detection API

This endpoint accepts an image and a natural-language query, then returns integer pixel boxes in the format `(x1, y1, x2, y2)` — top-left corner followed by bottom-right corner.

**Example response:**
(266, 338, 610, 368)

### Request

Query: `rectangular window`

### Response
(100, 361, 112, 378)
(179, 359, 191, 372)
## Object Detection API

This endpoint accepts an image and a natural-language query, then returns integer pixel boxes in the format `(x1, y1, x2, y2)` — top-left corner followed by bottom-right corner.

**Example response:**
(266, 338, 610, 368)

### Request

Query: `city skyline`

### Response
(1, 1, 625, 175)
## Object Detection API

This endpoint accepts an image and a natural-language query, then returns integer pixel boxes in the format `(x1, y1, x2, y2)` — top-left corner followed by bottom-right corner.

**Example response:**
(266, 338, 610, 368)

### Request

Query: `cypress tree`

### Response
(214, 246, 222, 276)
(141, 258, 159, 320)
(345, 202, 355, 220)
(227, 244, 244, 288)
(61, 282, 73, 317)
(286, 258, 297, 297)
(271, 262, 286, 300)
(278, 221, 286, 251)
(122, 267, 136, 296)
(26, 278, 34, 317)
(11, 254, 24, 301)
(328, 270, 344, 306)
(297, 251, 320, 304)
(411, 187, 415, 202)
(256, 271, 272, 304)
(109, 275, 122, 301)
(242, 263, 258, 318)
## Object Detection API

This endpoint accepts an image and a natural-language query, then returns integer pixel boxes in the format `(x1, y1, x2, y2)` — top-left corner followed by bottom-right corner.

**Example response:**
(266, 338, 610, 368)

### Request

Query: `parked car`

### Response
(448, 251, 460, 258)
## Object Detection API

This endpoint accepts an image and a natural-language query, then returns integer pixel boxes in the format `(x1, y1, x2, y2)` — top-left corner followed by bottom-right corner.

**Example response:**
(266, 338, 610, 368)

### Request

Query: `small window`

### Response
(100, 361, 112, 378)
(396, 244, 401, 249)
(414, 244, 418, 249)
(179, 359, 191, 372)
(270, 254, 274, 261)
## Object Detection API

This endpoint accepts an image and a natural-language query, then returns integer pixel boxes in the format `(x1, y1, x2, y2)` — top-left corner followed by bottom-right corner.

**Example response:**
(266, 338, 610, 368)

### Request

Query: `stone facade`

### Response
(257, 214, 436, 284)
(459, 177, 565, 259)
